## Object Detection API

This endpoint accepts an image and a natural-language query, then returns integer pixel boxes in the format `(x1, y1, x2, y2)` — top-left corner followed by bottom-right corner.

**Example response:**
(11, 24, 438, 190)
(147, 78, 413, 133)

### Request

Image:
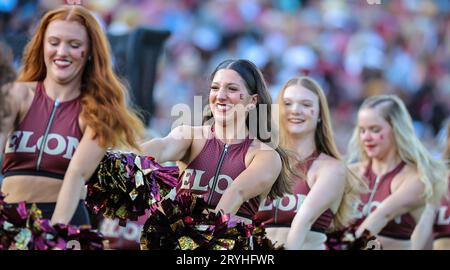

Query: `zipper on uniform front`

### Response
(207, 144, 229, 206)
(274, 199, 281, 223)
(363, 175, 381, 217)
(36, 98, 60, 171)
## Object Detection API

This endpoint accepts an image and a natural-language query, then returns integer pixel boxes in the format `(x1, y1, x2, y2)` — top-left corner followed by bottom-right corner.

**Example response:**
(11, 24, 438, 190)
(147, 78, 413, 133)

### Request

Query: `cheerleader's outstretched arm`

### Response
(140, 125, 193, 163)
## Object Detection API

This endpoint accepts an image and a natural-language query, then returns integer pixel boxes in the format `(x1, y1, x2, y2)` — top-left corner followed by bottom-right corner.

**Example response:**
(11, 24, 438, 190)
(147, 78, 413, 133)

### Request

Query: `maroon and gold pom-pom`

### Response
(326, 225, 381, 250)
(0, 193, 103, 250)
(85, 151, 179, 226)
(140, 192, 276, 250)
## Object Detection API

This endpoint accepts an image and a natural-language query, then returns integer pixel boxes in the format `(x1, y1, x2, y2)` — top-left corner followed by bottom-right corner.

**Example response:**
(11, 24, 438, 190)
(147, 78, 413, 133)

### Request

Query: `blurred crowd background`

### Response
(1, 0, 450, 156)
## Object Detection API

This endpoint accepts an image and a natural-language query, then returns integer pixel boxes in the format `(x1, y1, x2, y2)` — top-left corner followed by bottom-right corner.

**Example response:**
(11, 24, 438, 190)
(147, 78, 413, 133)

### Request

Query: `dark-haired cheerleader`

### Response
(141, 59, 292, 224)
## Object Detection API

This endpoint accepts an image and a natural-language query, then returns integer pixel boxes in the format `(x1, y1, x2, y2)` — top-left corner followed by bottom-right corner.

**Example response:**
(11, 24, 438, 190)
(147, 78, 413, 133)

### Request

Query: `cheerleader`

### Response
(0, 5, 144, 225)
(254, 76, 360, 249)
(412, 121, 450, 250)
(349, 95, 448, 249)
(141, 59, 292, 224)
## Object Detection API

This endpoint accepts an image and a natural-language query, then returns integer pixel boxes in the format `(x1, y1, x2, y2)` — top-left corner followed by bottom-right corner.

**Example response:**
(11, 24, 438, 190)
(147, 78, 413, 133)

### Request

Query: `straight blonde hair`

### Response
(348, 95, 449, 204)
(277, 76, 364, 230)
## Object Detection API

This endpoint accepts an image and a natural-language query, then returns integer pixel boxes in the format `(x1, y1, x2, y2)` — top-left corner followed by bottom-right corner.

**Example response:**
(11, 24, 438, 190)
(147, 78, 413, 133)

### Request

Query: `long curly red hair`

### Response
(18, 5, 144, 150)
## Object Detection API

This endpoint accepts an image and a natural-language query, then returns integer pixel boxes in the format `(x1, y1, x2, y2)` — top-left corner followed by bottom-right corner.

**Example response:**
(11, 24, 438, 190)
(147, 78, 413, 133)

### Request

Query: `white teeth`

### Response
(288, 119, 305, 124)
(54, 60, 71, 66)
(216, 104, 231, 110)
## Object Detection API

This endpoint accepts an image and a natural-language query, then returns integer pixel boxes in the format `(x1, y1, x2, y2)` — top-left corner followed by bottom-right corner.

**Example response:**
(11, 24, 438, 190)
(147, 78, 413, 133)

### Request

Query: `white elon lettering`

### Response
(100, 218, 142, 243)
(437, 206, 450, 225)
(179, 168, 233, 194)
(258, 194, 307, 212)
(5, 131, 79, 159)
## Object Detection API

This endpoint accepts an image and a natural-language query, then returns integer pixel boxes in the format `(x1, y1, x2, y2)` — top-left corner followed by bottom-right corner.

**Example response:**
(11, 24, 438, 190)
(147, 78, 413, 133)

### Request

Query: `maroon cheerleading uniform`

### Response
(2, 81, 82, 179)
(356, 160, 416, 239)
(434, 181, 450, 239)
(254, 151, 334, 233)
(1, 81, 88, 225)
(176, 126, 259, 219)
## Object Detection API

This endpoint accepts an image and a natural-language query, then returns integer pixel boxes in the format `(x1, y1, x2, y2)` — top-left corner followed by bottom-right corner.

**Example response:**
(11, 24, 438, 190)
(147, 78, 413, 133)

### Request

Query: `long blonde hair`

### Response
(277, 76, 362, 230)
(18, 5, 144, 150)
(348, 95, 449, 204)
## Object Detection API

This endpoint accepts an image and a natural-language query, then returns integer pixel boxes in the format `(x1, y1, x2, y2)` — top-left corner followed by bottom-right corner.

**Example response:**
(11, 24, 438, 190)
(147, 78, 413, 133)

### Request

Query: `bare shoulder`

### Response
(168, 124, 204, 140)
(246, 140, 281, 168)
(249, 139, 279, 156)
(248, 139, 276, 151)
(7, 81, 35, 101)
(2, 81, 36, 124)
(177, 125, 208, 166)
(198, 125, 210, 139)
(390, 163, 425, 196)
(316, 153, 342, 167)
(313, 154, 346, 176)
(402, 163, 419, 177)
(180, 124, 208, 137)
(187, 125, 208, 149)
(397, 163, 421, 185)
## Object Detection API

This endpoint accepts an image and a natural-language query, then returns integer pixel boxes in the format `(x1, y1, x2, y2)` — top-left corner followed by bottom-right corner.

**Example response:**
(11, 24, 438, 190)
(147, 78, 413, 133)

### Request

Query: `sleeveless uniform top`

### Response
(176, 126, 259, 219)
(2, 81, 82, 180)
(356, 160, 416, 240)
(434, 180, 450, 239)
(254, 151, 334, 233)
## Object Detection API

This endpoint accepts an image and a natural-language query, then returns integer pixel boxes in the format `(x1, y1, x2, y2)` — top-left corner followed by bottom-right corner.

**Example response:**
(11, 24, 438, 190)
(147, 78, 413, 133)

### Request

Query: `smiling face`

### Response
(43, 19, 89, 84)
(358, 107, 396, 159)
(281, 84, 320, 136)
(209, 69, 257, 125)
